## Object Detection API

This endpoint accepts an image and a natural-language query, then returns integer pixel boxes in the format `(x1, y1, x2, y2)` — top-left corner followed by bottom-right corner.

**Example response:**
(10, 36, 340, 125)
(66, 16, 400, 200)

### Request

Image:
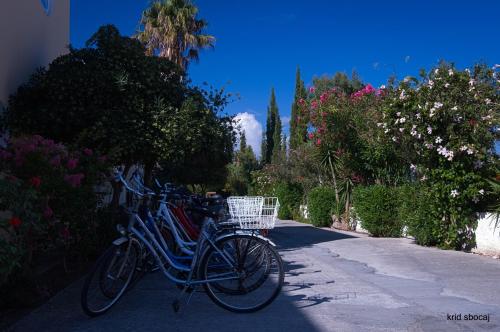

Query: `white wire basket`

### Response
(227, 196, 280, 229)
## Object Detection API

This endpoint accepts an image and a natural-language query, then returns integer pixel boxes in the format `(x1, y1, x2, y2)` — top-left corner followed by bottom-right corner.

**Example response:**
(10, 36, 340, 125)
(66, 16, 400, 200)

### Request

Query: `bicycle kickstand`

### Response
(172, 284, 195, 313)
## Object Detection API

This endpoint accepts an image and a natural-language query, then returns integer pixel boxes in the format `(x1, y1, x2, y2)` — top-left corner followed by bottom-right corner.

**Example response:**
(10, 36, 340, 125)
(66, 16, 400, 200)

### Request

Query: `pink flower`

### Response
(320, 93, 328, 103)
(64, 173, 85, 188)
(43, 206, 54, 219)
(66, 158, 79, 170)
(83, 148, 93, 156)
(309, 87, 315, 94)
(311, 100, 318, 110)
(298, 98, 305, 105)
(30, 176, 41, 188)
(308, 133, 314, 139)
(316, 138, 322, 146)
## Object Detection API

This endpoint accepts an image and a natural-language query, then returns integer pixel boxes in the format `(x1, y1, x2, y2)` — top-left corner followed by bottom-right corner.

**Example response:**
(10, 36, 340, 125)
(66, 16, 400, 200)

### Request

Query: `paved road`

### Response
(9, 220, 500, 332)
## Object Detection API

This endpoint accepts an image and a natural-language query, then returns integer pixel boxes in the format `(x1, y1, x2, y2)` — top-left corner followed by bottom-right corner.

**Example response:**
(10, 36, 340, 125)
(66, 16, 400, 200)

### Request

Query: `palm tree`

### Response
(136, 0, 215, 70)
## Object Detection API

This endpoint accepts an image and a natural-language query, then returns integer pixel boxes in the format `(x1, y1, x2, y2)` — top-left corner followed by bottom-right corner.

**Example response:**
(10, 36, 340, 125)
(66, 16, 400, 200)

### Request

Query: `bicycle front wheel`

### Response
(199, 234, 284, 313)
(81, 239, 139, 317)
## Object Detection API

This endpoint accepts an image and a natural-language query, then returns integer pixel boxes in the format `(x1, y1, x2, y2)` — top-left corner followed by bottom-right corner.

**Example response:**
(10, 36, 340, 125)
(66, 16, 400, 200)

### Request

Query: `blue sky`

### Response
(71, 0, 499, 155)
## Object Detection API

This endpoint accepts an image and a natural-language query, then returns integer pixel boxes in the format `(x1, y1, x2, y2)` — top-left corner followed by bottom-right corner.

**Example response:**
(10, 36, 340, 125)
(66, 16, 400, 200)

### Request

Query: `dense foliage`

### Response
(0, 135, 109, 286)
(307, 187, 337, 227)
(381, 64, 499, 249)
(353, 185, 403, 237)
(274, 182, 303, 220)
(4, 25, 234, 189)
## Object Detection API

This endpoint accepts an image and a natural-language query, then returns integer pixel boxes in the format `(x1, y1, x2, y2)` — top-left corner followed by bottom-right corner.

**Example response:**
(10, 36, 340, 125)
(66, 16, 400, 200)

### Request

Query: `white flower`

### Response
(446, 151, 454, 161)
(444, 83, 450, 88)
(435, 136, 443, 144)
(485, 98, 491, 105)
(400, 117, 406, 123)
(410, 164, 417, 171)
(479, 189, 485, 195)
(448, 69, 454, 76)
(416, 113, 421, 119)
(411, 130, 417, 136)
(429, 108, 436, 117)
(399, 128, 405, 132)
(451, 106, 458, 111)
(384, 129, 390, 133)
(417, 133, 422, 139)
(469, 79, 475, 86)
(428, 80, 434, 88)
(467, 148, 474, 155)
(427, 126, 432, 134)
(396, 112, 401, 117)
(465, 68, 471, 75)
(425, 142, 434, 149)
(379, 84, 386, 89)
(450, 190, 459, 198)
(472, 197, 480, 203)
(377, 123, 383, 127)
(459, 145, 468, 151)
(399, 90, 406, 100)
(392, 136, 397, 142)
(420, 175, 428, 181)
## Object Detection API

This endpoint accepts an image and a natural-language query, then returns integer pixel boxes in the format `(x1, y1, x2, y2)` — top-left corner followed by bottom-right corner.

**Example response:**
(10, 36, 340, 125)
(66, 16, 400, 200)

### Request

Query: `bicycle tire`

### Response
(81, 241, 138, 317)
(199, 234, 284, 313)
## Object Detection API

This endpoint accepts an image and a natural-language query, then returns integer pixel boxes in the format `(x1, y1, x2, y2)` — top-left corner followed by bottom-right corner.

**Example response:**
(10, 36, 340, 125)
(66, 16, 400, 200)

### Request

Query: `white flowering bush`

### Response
(381, 64, 499, 249)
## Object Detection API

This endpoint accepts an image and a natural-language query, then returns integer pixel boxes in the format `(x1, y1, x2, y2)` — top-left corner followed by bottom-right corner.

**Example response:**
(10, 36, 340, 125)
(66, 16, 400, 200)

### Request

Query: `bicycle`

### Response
(81, 170, 284, 316)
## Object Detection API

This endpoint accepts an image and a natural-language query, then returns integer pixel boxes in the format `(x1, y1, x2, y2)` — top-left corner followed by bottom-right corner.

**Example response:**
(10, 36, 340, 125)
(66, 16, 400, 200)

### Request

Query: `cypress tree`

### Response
(260, 131, 267, 164)
(264, 88, 278, 163)
(290, 68, 307, 148)
(271, 109, 282, 163)
(239, 131, 247, 152)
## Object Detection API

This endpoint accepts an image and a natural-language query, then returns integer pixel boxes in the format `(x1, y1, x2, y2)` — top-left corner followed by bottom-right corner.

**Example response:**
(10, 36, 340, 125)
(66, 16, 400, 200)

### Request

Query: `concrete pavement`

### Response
(9, 220, 500, 331)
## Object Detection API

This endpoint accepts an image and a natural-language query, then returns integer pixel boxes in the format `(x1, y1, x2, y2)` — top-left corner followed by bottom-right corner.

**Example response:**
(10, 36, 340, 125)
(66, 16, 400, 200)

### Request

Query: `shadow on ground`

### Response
(271, 220, 357, 251)
(10, 221, 340, 332)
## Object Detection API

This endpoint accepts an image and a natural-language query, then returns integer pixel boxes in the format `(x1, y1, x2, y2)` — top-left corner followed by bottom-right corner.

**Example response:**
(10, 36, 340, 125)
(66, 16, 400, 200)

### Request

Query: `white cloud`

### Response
(281, 116, 291, 128)
(234, 112, 263, 157)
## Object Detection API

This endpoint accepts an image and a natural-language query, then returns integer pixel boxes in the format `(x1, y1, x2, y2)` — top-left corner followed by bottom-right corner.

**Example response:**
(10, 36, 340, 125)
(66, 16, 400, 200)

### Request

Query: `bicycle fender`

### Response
(112, 236, 129, 246)
(215, 232, 276, 247)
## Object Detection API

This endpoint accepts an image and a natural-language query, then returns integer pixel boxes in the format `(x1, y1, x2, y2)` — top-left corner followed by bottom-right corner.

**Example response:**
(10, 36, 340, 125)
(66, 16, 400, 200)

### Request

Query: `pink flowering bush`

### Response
(0, 135, 109, 285)
(298, 82, 406, 229)
(381, 64, 499, 249)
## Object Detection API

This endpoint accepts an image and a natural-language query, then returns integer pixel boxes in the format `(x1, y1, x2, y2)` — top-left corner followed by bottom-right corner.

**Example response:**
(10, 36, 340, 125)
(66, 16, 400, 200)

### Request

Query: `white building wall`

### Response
(0, 0, 70, 108)
(474, 213, 500, 256)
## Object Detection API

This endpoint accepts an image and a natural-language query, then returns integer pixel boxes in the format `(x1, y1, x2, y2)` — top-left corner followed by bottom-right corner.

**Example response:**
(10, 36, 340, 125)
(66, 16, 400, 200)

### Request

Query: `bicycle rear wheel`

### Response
(199, 234, 284, 313)
(81, 239, 139, 317)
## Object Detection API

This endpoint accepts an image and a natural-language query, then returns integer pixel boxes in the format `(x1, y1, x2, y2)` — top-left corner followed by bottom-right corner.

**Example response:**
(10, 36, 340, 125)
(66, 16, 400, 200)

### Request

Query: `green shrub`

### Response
(353, 185, 402, 237)
(274, 182, 303, 220)
(399, 185, 441, 246)
(307, 187, 336, 227)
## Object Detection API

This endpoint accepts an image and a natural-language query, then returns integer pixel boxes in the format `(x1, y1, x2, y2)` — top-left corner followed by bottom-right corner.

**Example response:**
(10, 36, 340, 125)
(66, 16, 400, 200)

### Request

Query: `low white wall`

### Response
(474, 213, 500, 256)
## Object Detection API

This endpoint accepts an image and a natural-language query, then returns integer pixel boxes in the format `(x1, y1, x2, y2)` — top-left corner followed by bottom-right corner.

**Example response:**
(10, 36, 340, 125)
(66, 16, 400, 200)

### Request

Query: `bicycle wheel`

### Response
(199, 234, 284, 313)
(209, 237, 271, 295)
(81, 240, 139, 317)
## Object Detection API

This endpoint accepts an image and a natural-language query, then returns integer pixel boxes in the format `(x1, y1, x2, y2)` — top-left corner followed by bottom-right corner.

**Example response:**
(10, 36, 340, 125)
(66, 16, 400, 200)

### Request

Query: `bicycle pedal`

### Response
(172, 299, 180, 313)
